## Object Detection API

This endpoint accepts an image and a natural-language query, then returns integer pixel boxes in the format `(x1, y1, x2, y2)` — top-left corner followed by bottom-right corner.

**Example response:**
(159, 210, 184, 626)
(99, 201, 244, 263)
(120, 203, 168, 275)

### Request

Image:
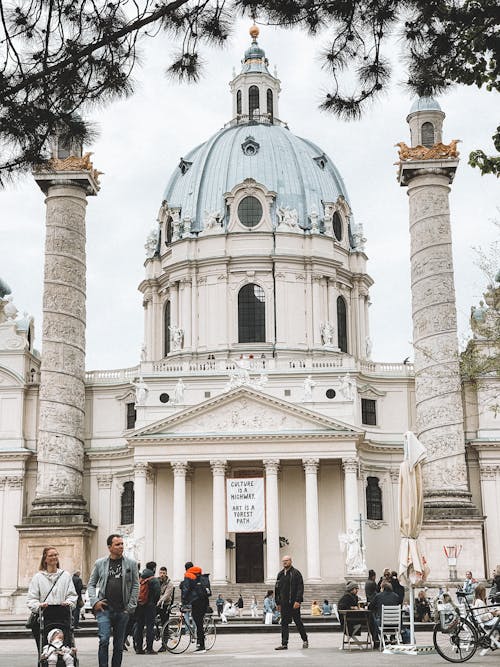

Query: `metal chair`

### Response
(379, 605, 402, 651)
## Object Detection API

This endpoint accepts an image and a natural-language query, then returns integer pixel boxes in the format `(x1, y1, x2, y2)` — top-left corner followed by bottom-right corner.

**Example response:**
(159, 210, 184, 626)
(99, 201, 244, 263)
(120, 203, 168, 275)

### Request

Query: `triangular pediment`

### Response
(131, 386, 362, 439)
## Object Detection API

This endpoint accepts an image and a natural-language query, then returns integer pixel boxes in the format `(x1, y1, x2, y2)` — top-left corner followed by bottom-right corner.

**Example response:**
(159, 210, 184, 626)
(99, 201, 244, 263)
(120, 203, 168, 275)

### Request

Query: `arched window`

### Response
(366, 476, 383, 520)
(237, 90, 242, 115)
(249, 86, 260, 118)
(121, 481, 135, 525)
(267, 89, 273, 121)
(337, 296, 348, 352)
(166, 217, 173, 245)
(238, 283, 265, 343)
(332, 211, 342, 241)
(421, 122, 435, 147)
(164, 301, 171, 356)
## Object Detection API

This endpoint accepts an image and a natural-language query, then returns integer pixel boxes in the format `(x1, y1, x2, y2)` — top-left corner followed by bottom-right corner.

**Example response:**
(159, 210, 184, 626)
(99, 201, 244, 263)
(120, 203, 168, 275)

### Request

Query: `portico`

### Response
(127, 386, 364, 584)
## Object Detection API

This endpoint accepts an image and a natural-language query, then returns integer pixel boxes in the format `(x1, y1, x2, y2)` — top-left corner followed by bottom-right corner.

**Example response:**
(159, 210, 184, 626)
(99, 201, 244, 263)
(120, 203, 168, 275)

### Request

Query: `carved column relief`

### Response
(210, 460, 227, 584)
(263, 459, 280, 583)
(32, 183, 92, 517)
(303, 458, 321, 582)
(406, 172, 471, 513)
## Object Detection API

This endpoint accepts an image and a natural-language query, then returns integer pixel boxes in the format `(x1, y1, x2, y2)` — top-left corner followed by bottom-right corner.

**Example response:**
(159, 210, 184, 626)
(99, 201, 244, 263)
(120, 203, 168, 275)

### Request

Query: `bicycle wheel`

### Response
(163, 617, 191, 654)
(204, 616, 216, 650)
(433, 618, 478, 663)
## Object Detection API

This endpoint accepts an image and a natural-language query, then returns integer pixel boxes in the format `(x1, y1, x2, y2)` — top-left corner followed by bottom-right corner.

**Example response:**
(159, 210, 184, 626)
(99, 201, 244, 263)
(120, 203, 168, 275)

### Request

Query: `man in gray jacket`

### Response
(88, 534, 139, 667)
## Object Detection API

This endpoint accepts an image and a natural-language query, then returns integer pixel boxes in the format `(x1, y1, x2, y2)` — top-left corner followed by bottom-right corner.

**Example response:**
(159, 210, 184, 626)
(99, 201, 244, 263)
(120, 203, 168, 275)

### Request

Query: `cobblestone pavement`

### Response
(0, 633, 495, 666)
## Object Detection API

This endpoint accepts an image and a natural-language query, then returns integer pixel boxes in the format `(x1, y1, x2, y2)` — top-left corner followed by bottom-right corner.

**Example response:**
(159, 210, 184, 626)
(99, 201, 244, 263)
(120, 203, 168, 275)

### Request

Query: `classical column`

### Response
(180, 278, 192, 349)
(479, 465, 500, 574)
(398, 122, 475, 517)
(0, 476, 23, 605)
(210, 460, 227, 585)
(171, 461, 189, 581)
(342, 458, 359, 532)
(303, 458, 321, 582)
(133, 464, 149, 565)
(30, 155, 99, 519)
(263, 459, 280, 583)
(96, 473, 113, 548)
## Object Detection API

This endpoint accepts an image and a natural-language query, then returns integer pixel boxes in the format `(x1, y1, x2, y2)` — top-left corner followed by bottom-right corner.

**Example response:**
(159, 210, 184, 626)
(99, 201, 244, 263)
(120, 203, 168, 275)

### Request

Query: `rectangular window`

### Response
(361, 398, 377, 426)
(126, 402, 136, 429)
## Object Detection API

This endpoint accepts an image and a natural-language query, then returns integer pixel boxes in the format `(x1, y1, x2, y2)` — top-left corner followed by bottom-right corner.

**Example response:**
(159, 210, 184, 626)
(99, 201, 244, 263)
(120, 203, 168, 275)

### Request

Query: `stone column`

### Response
(210, 460, 227, 585)
(96, 474, 113, 549)
(479, 465, 500, 574)
(303, 458, 321, 582)
(342, 458, 359, 531)
(171, 461, 189, 581)
(263, 459, 280, 583)
(30, 161, 99, 518)
(0, 476, 23, 608)
(181, 278, 192, 349)
(399, 159, 474, 515)
(133, 464, 149, 565)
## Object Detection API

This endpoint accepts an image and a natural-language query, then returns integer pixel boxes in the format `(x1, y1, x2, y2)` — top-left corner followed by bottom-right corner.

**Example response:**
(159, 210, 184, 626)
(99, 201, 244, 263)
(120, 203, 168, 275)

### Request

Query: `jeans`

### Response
(72, 604, 81, 629)
(192, 598, 208, 649)
(134, 605, 156, 652)
(280, 604, 307, 646)
(96, 608, 129, 667)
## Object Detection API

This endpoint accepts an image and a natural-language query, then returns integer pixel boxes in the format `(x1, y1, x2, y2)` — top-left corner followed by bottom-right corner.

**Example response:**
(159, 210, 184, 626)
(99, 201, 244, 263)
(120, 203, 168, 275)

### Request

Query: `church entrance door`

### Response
(235, 532, 264, 583)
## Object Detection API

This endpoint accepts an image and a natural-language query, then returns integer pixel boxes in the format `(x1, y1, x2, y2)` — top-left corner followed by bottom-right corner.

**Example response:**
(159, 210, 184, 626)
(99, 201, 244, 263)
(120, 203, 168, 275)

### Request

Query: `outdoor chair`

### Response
(379, 605, 402, 651)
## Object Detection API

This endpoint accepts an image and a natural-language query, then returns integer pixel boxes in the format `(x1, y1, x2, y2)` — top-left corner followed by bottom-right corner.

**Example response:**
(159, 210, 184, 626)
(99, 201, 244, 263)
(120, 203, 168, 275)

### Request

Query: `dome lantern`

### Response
(406, 96, 445, 147)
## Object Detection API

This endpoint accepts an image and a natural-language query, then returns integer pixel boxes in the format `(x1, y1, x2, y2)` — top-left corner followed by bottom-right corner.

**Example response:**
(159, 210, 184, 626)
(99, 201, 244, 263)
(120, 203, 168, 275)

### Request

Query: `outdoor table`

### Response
(339, 608, 374, 650)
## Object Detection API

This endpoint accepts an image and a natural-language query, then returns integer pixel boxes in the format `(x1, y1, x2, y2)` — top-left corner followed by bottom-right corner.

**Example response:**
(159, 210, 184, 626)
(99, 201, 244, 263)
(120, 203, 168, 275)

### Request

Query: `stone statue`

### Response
(339, 527, 366, 574)
(133, 376, 149, 406)
(309, 204, 320, 233)
(169, 325, 184, 351)
(277, 205, 299, 231)
(144, 228, 159, 258)
(339, 373, 355, 401)
(323, 205, 334, 237)
(365, 335, 373, 359)
(352, 222, 366, 252)
(302, 375, 316, 402)
(173, 378, 185, 404)
(320, 321, 334, 346)
(0, 278, 11, 299)
(140, 343, 147, 362)
(470, 277, 500, 340)
(204, 210, 221, 232)
(171, 210, 181, 241)
(224, 357, 268, 392)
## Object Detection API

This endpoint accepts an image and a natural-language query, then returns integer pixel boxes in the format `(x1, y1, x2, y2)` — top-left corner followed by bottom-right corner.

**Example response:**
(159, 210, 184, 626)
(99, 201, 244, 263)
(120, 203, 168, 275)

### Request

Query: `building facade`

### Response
(0, 28, 499, 612)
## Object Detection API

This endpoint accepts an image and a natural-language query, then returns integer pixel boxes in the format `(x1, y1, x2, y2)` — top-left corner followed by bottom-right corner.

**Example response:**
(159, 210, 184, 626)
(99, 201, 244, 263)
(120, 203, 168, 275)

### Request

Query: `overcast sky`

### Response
(1, 21, 498, 371)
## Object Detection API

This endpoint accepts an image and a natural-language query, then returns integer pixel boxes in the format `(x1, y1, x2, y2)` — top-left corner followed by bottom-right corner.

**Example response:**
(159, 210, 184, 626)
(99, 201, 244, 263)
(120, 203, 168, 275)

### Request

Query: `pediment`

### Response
(131, 387, 362, 439)
(0, 365, 24, 387)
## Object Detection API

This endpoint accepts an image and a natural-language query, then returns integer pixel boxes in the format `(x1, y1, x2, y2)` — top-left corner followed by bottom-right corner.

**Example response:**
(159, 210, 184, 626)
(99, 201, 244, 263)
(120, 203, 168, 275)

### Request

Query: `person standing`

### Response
(237, 594, 244, 617)
(364, 569, 378, 604)
(72, 571, 84, 629)
(215, 593, 225, 617)
(134, 561, 161, 655)
(250, 595, 258, 618)
(157, 566, 174, 652)
(274, 555, 308, 650)
(181, 563, 210, 653)
(462, 570, 478, 603)
(88, 534, 139, 667)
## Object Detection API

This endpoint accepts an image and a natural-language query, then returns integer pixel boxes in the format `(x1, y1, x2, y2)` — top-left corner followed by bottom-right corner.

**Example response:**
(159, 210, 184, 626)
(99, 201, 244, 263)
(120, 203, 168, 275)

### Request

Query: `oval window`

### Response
(238, 196, 263, 228)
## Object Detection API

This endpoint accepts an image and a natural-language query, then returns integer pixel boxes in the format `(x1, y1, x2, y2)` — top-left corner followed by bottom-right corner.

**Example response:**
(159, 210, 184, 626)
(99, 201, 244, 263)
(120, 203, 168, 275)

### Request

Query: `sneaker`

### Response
(302, 640, 309, 648)
(480, 648, 490, 657)
(158, 646, 167, 652)
(145, 649, 157, 655)
(194, 647, 206, 653)
(275, 645, 288, 650)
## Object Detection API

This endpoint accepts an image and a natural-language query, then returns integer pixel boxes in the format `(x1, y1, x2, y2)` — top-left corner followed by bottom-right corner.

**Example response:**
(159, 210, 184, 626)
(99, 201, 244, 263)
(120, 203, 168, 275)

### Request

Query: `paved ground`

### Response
(0, 632, 496, 667)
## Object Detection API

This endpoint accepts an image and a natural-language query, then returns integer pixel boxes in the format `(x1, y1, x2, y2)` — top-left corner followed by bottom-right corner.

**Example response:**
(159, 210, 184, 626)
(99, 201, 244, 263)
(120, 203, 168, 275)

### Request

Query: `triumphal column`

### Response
(17, 135, 99, 584)
(398, 98, 484, 578)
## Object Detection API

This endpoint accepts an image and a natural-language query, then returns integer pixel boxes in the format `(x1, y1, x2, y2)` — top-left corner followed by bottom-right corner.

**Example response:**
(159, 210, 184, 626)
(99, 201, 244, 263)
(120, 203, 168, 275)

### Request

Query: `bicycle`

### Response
(432, 591, 500, 662)
(161, 603, 216, 654)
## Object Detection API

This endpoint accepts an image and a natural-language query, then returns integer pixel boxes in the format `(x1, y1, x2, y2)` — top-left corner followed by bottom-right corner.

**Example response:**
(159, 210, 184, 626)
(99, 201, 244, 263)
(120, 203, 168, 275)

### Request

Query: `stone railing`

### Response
(84, 358, 413, 384)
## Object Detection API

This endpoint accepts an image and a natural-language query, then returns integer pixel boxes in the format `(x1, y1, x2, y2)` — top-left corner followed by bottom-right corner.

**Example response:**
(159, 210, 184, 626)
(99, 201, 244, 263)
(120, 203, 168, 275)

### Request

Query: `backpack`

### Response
(190, 573, 211, 602)
(138, 576, 152, 606)
(199, 573, 212, 598)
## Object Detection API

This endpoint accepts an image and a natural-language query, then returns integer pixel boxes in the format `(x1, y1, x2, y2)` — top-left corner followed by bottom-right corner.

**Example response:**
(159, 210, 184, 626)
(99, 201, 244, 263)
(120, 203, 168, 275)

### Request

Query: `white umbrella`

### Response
(398, 431, 429, 645)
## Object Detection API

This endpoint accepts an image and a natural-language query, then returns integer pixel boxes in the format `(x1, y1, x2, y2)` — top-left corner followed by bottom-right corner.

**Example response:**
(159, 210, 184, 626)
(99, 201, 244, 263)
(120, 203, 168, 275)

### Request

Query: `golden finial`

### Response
(249, 24, 260, 40)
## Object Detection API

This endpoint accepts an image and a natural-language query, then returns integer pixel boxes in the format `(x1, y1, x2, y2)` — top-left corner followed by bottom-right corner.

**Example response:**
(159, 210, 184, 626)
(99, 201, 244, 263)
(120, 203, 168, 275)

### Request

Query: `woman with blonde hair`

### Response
(311, 600, 322, 616)
(27, 546, 77, 648)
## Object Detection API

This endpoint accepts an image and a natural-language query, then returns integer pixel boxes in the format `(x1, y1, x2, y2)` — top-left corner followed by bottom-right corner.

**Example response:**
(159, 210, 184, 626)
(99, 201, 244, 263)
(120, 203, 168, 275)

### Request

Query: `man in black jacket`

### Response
(134, 561, 161, 655)
(369, 581, 400, 644)
(274, 555, 308, 650)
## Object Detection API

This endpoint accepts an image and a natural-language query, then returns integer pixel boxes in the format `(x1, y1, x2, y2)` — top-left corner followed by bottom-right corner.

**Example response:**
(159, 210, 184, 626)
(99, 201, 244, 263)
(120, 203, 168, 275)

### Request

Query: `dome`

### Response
(409, 96, 442, 114)
(163, 123, 351, 233)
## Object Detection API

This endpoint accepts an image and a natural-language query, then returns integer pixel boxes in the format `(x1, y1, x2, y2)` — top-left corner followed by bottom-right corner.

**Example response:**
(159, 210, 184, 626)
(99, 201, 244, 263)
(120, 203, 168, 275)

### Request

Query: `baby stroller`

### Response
(38, 605, 79, 667)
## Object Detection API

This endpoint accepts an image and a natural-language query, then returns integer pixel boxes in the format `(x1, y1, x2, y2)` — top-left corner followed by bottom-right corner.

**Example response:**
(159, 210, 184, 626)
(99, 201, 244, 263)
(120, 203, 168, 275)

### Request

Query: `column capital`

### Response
(479, 464, 499, 481)
(134, 462, 151, 478)
(263, 459, 280, 474)
(302, 458, 320, 474)
(6, 475, 23, 489)
(0, 477, 6, 489)
(171, 461, 190, 477)
(342, 458, 358, 475)
(210, 460, 227, 476)
(97, 473, 113, 489)
(389, 468, 400, 483)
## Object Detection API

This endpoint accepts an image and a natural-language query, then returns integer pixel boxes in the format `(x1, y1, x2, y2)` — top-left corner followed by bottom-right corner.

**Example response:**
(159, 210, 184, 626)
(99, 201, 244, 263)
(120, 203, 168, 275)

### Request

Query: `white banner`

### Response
(226, 478, 265, 532)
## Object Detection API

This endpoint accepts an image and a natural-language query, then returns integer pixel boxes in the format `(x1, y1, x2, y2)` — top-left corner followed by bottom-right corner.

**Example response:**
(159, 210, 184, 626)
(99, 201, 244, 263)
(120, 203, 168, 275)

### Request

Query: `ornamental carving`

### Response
(422, 459, 468, 491)
(6, 476, 23, 489)
(263, 459, 280, 475)
(396, 140, 460, 161)
(134, 462, 151, 477)
(97, 473, 113, 489)
(210, 460, 227, 476)
(366, 520, 385, 530)
(389, 469, 400, 483)
(171, 461, 190, 477)
(479, 465, 498, 481)
(303, 458, 320, 473)
(37, 152, 102, 184)
(342, 458, 358, 475)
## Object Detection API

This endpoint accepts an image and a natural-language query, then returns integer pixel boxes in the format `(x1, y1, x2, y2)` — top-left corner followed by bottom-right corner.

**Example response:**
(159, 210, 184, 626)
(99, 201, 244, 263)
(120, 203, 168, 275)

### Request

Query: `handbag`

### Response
(25, 571, 64, 629)
(265, 611, 273, 625)
(77, 595, 85, 609)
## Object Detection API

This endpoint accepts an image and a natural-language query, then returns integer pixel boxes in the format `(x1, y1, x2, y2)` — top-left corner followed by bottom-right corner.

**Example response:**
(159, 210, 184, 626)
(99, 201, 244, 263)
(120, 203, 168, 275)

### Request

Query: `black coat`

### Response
(369, 590, 400, 618)
(275, 566, 304, 606)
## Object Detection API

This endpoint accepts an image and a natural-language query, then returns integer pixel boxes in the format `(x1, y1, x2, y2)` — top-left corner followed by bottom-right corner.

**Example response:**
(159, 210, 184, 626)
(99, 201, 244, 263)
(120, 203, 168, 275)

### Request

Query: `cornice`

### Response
(130, 431, 359, 445)
(86, 447, 131, 461)
(0, 449, 34, 462)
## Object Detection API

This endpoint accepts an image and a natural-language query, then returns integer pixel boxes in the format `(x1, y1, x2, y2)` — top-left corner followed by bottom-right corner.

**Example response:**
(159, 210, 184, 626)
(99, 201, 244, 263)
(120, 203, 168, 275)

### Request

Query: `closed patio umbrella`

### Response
(398, 431, 429, 645)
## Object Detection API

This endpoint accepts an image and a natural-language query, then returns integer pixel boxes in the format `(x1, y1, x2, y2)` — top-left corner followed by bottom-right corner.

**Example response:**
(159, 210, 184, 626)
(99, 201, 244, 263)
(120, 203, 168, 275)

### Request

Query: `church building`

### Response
(0, 26, 499, 612)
